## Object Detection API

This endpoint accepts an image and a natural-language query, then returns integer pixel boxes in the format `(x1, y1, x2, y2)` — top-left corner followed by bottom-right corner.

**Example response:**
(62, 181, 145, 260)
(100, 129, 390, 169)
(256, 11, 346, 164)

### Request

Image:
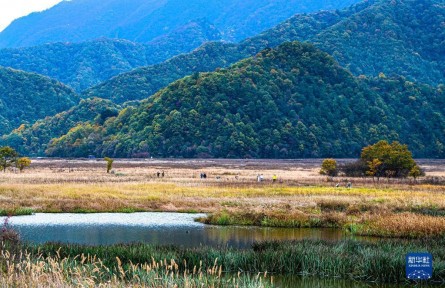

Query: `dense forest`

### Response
(312, 0, 445, 85)
(0, 19, 221, 92)
(85, 0, 445, 104)
(0, 67, 79, 134)
(0, 0, 358, 47)
(0, 98, 120, 156)
(42, 42, 445, 158)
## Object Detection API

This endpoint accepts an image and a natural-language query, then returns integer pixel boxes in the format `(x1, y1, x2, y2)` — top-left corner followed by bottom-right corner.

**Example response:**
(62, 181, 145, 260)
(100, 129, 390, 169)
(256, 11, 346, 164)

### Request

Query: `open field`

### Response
(2, 158, 445, 238)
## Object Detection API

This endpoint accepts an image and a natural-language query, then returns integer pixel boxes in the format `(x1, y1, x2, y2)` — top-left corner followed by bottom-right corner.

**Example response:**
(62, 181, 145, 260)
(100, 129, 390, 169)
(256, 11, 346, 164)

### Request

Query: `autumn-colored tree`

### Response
(361, 140, 417, 178)
(16, 157, 31, 172)
(366, 158, 383, 181)
(320, 158, 338, 177)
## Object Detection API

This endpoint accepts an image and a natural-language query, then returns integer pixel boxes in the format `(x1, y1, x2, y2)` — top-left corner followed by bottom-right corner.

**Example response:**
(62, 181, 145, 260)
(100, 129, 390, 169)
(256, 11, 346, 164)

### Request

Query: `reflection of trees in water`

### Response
(203, 227, 346, 248)
(19, 224, 357, 248)
(276, 276, 378, 288)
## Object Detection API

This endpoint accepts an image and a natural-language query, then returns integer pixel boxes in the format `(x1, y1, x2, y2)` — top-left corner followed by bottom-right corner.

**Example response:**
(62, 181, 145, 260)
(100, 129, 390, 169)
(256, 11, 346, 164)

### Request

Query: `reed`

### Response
(4, 239, 445, 285)
(0, 244, 273, 288)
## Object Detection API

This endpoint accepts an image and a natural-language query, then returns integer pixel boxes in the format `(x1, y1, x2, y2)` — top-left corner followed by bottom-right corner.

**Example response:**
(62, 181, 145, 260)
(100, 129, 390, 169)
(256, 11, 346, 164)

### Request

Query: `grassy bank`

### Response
(2, 239, 444, 286)
(0, 207, 34, 216)
(200, 210, 445, 239)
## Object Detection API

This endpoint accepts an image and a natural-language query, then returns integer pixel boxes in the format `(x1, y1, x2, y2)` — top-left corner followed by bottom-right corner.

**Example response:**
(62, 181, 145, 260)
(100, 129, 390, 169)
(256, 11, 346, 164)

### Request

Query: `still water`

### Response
(4, 212, 360, 247)
(3, 213, 433, 287)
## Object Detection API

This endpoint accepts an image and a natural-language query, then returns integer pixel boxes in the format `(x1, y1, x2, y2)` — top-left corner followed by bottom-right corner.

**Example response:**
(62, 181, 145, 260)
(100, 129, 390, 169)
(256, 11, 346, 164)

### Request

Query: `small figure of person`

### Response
(161, 170, 165, 177)
(257, 174, 261, 182)
(259, 174, 264, 182)
(272, 174, 278, 183)
(157, 171, 160, 178)
(346, 182, 352, 188)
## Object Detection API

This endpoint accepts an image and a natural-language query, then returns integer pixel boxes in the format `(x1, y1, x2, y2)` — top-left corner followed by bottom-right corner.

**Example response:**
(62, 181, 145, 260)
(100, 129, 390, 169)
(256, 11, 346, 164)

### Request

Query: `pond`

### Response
(3, 212, 365, 248)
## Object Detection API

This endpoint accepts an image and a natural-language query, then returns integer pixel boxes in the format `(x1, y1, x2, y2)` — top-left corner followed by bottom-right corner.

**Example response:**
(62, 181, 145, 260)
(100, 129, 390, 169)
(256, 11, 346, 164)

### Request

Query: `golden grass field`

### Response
(2, 158, 445, 238)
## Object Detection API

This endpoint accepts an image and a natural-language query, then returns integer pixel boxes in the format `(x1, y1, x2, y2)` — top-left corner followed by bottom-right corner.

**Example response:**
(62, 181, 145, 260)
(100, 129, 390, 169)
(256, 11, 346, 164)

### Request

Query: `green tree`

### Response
(320, 158, 338, 177)
(0, 146, 18, 172)
(408, 165, 424, 180)
(16, 157, 31, 172)
(104, 157, 114, 173)
(361, 140, 417, 178)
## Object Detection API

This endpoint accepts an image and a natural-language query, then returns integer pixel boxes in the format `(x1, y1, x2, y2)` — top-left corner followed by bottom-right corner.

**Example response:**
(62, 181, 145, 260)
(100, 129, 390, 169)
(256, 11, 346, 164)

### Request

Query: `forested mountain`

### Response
(311, 0, 445, 85)
(0, 67, 79, 134)
(85, 0, 444, 103)
(0, 98, 120, 156)
(0, 19, 221, 91)
(83, 42, 242, 103)
(0, 0, 359, 48)
(43, 42, 445, 159)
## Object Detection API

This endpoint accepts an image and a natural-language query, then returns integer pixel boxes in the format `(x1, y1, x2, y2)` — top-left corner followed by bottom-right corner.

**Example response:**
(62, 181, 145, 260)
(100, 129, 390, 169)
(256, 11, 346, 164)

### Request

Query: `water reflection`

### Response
(4, 213, 364, 248)
(274, 276, 424, 288)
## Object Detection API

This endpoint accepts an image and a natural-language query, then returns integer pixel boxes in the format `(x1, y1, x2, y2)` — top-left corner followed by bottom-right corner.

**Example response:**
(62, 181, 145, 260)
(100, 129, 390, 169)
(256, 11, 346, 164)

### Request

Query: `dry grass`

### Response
(2, 159, 445, 238)
(354, 213, 445, 238)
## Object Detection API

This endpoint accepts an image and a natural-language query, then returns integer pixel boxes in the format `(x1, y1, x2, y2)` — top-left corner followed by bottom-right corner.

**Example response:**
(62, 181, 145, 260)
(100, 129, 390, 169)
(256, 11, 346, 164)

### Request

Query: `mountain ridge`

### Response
(0, 19, 222, 91)
(0, 0, 360, 48)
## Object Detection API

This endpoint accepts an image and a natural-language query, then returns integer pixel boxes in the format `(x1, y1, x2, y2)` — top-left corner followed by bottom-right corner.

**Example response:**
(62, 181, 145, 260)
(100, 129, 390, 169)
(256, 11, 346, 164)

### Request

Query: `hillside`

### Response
(45, 42, 445, 158)
(0, 98, 120, 156)
(0, 67, 79, 135)
(0, 0, 359, 48)
(85, 0, 444, 103)
(0, 19, 221, 92)
(83, 42, 242, 103)
(312, 0, 445, 85)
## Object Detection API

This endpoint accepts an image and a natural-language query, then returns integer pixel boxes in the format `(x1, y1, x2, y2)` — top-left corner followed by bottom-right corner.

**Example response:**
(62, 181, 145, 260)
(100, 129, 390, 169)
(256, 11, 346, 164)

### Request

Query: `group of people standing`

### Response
(257, 174, 278, 182)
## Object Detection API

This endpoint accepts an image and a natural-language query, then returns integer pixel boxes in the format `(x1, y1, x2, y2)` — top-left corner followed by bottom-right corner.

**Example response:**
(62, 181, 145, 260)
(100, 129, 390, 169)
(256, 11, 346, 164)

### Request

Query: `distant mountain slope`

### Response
(82, 0, 369, 103)
(85, 0, 444, 104)
(83, 42, 242, 103)
(0, 98, 120, 156)
(45, 42, 445, 158)
(0, 19, 221, 91)
(0, 0, 359, 48)
(0, 67, 79, 134)
(311, 0, 445, 85)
